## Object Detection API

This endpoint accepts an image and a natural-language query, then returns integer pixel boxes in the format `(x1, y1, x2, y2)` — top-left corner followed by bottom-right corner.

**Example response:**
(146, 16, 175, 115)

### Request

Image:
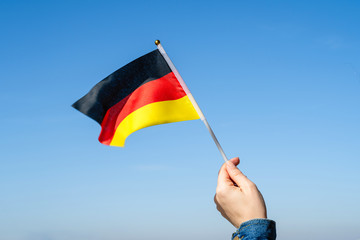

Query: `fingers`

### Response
(214, 194, 232, 223)
(226, 160, 253, 188)
(229, 157, 240, 166)
(217, 157, 239, 176)
(217, 161, 230, 187)
(217, 157, 240, 188)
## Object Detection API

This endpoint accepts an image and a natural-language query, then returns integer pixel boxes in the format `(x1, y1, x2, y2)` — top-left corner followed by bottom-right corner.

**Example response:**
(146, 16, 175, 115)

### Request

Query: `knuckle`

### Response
(248, 181, 256, 187)
(247, 181, 258, 190)
(213, 194, 218, 204)
(215, 187, 225, 197)
(216, 205, 221, 211)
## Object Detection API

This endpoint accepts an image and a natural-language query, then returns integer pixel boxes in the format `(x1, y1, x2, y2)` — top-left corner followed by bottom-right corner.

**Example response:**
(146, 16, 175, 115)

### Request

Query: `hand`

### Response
(214, 157, 267, 228)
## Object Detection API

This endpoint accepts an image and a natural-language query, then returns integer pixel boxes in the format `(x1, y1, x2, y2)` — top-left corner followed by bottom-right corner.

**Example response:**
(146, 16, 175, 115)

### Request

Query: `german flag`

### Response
(72, 49, 200, 147)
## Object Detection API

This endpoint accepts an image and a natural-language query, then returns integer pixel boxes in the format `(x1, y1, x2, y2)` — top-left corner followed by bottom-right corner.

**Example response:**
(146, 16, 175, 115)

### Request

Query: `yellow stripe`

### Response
(110, 95, 200, 147)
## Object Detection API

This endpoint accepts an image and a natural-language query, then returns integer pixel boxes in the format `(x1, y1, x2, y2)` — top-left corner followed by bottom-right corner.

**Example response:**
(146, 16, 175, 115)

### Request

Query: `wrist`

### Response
(232, 219, 276, 240)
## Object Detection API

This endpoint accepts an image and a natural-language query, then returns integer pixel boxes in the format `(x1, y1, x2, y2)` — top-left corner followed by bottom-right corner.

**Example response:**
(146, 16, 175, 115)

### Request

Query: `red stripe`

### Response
(98, 72, 186, 145)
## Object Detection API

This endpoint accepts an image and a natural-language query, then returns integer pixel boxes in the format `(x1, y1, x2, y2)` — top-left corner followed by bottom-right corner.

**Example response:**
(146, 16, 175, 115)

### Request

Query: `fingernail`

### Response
(226, 161, 236, 169)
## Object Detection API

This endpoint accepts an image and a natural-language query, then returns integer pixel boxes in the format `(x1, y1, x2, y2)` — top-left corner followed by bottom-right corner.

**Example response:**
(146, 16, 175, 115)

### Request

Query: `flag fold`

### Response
(72, 49, 200, 147)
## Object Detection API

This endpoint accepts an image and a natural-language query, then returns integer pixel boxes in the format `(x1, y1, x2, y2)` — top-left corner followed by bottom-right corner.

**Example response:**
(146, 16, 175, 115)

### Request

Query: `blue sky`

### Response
(0, 1, 359, 239)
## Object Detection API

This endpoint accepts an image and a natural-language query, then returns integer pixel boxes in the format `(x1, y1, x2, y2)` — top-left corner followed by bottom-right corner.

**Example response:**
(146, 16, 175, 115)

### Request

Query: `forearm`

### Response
(231, 219, 276, 240)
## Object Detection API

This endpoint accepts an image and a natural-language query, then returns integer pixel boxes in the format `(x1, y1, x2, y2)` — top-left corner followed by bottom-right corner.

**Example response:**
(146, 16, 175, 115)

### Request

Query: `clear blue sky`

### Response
(1, 1, 359, 240)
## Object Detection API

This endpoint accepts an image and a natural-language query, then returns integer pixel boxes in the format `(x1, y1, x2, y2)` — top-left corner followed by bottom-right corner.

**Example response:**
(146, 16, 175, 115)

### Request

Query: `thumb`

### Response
(225, 160, 250, 187)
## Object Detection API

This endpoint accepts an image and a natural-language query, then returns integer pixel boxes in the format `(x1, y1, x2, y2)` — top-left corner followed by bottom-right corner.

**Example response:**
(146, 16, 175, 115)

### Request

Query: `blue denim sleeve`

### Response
(231, 219, 276, 240)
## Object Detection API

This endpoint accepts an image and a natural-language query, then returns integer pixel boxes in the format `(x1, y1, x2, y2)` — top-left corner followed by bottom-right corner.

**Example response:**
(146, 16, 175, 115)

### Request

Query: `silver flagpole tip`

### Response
(155, 40, 161, 45)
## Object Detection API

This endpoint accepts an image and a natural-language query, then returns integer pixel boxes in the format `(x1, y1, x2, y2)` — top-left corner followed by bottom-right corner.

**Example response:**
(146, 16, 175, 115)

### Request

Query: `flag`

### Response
(72, 49, 200, 147)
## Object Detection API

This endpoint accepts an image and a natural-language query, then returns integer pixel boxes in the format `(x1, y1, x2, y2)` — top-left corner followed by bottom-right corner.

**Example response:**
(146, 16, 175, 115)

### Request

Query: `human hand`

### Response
(214, 157, 267, 228)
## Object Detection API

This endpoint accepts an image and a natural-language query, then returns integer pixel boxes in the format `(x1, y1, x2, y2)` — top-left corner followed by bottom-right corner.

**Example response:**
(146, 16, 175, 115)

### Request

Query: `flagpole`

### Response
(155, 40, 228, 162)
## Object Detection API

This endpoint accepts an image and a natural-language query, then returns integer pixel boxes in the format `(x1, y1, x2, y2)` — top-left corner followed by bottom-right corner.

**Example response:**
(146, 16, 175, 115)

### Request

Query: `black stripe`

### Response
(72, 49, 171, 124)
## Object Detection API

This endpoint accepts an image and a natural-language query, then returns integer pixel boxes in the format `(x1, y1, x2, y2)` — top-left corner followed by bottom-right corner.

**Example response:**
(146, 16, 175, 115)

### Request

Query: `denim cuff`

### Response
(231, 219, 276, 240)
